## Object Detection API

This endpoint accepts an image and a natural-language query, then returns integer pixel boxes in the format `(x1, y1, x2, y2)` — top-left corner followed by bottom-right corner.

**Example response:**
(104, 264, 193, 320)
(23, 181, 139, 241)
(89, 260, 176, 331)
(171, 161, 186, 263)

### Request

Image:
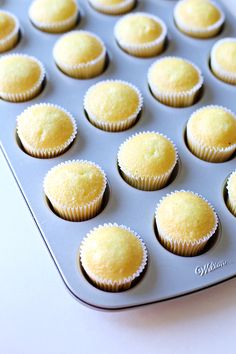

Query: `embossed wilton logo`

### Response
(195, 260, 227, 277)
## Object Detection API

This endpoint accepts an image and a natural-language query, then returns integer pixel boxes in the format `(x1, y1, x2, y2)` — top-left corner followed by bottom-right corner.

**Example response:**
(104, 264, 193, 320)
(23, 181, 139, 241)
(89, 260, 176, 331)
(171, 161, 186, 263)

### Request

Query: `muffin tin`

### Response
(0, 0, 235, 310)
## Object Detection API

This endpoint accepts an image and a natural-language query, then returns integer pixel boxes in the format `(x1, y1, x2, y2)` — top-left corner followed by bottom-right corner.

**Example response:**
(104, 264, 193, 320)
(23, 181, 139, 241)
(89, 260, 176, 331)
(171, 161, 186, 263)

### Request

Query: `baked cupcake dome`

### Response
(29, 0, 78, 33)
(16, 103, 77, 158)
(174, 0, 224, 39)
(53, 30, 106, 79)
(210, 38, 236, 85)
(148, 56, 203, 107)
(117, 131, 178, 191)
(80, 223, 148, 292)
(88, 0, 135, 15)
(0, 54, 45, 102)
(84, 80, 143, 132)
(114, 12, 167, 57)
(0, 10, 20, 53)
(44, 160, 107, 221)
(186, 105, 236, 162)
(155, 190, 218, 256)
(226, 170, 236, 216)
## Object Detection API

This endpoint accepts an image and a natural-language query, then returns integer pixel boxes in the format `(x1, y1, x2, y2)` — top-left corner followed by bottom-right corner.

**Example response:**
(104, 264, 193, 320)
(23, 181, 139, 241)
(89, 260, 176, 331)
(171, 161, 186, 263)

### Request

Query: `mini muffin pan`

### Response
(0, 0, 235, 310)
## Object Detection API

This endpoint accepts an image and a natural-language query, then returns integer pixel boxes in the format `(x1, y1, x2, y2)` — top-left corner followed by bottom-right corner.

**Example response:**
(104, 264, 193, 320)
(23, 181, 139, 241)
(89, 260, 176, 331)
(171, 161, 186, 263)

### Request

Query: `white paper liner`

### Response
(114, 12, 167, 57)
(53, 30, 106, 79)
(148, 56, 204, 107)
(174, 0, 225, 39)
(226, 170, 236, 216)
(80, 223, 148, 292)
(0, 10, 20, 53)
(210, 37, 236, 85)
(88, 0, 135, 15)
(117, 131, 178, 191)
(186, 105, 236, 162)
(84, 80, 143, 132)
(28, 0, 79, 33)
(43, 160, 107, 221)
(16, 103, 77, 158)
(155, 190, 219, 256)
(0, 53, 45, 102)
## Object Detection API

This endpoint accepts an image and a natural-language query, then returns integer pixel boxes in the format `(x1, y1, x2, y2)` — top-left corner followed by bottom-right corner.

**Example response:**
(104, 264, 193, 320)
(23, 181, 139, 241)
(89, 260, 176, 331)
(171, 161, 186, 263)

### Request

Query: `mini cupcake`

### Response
(210, 38, 236, 85)
(17, 103, 77, 158)
(155, 190, 218, 256)
(0, 10, 20, 53)
(80, 223, 148, 292)
(117, 131, 178, 190)
(174, 0, 224, 39)
(53, 30, 106, 79)
(148, 56, 203, 107)
(88, 0, 135, 15)
(84, 80, 143, 132)
(226, 171, 236, 217)
(0, 54, 45, 102)
(186, 105, 236, 162)
(44, 160, 107, 221)
(114, 12, 167, 57)
(29, 0, 79, 33)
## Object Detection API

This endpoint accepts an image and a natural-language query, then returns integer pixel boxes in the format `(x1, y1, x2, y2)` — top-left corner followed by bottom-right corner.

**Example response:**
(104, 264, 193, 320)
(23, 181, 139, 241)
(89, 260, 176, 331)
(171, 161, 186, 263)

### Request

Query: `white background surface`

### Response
(0, 1, 236, 353)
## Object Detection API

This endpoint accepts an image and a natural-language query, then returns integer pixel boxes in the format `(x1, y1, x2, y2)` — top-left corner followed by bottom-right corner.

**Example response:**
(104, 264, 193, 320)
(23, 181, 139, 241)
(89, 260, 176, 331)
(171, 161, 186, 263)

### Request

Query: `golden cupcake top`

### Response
(17, 104, 76, 151)
(115, 13, 164, 45)
(212, 38, 236, 74)
(53, 31, 104, 66)
(148, 57, 201, 93)
(0, 11, 17, 40)
(84, 81, 141, 123)
(44, 161, 106, 208)
(227, 171, 236, 202)
(80, 224, 145, 282)
(0, 54, 43, 94)
(118, 132, 176, 177)
(187, 106, 236, 149)
(156, 191, 217, 242)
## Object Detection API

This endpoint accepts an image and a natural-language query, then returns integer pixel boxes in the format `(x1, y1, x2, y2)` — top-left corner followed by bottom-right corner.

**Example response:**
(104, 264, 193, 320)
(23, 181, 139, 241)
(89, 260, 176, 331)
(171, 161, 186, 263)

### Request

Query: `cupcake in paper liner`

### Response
(0, 10, 20, 53)
(174, 0, 225, 39)
(79, 223, 148, 292)
(155, 190, 218, 257)
(186, 105, 236, 163)
(114, 12, 167, 58)
(210, 37, 236, 85)
(17, 103, 77, 158)
(226, 171, 236, 217)
(88, 0, 135, 15)
(84, 80, 143, 132)
(43, 160, 107, 221)
(29, 0, 79, 33)
(0, 54, 45, 102)
(148, 56, 203, 107)
(117, 131, 178, 191)
(53, 30, 106, 79)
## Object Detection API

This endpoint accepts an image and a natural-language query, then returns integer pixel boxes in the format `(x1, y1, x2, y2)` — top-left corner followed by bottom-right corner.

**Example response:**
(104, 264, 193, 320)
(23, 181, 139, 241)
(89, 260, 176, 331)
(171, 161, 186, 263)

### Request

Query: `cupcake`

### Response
(0, 54, 45, 102)
(117, 131, 178, 190)
(0, 10, 20, 53)
(80, 223, 147, 292)
(84, 80, 143, 132)
(210, 38, 236, 85)
(29, 0, 78, 33)
(226, 171, 236, 217)
(186, 105, 236, 162)
(44, 160, 107, 221)
(148, 56, 203, 107)
(174, 0, 224, 39)
(88, 0, 135, 15)
(53, 30, 106, 79)
(155, 190, 218, 256)
(17, 103, 77, 158)
(114, 12, 167, 57)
